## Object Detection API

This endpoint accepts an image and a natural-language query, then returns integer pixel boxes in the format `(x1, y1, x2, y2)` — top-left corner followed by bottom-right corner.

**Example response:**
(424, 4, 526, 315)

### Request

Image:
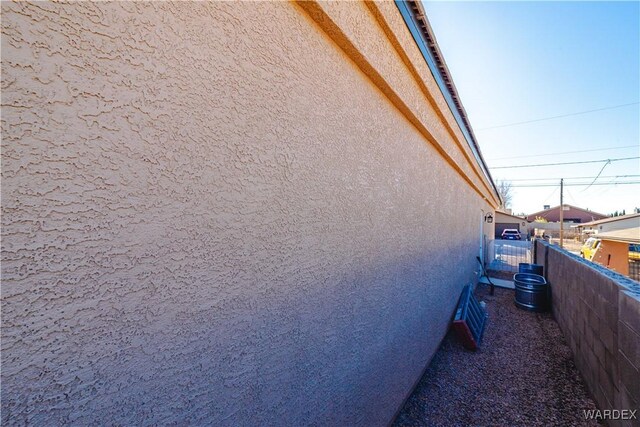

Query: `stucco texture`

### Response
(1, 2, 496, 425)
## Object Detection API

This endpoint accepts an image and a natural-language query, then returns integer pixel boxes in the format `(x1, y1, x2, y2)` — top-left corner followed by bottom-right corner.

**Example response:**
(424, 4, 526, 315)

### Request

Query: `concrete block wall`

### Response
(535, 240, 640, 424)
(619, 291, 640, 417)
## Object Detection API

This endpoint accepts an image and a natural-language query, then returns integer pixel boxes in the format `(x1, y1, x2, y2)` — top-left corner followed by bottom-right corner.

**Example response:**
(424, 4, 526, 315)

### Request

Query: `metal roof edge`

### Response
(395, 0, 502, 206)
(526, 204, 608, 220)
(596, 227, 640, 244)
(577, 213, 640, 227)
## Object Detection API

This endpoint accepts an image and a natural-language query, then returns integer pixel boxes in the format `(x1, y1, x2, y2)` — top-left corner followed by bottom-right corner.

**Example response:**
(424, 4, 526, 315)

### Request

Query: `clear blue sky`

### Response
(422, 1, 640, 216)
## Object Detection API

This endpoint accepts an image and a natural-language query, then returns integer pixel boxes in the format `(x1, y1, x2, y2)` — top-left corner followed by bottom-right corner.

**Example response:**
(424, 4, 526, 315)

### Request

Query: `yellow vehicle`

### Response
(580, 237, 601, 261)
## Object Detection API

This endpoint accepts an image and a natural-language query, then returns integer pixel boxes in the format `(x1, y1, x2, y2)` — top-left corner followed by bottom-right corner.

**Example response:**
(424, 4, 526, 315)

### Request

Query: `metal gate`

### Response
(486, 239, 533, 272)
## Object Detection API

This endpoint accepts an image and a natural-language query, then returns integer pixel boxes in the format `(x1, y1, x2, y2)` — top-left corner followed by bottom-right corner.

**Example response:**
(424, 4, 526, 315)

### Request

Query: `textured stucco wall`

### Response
(2, 2, 496, 425)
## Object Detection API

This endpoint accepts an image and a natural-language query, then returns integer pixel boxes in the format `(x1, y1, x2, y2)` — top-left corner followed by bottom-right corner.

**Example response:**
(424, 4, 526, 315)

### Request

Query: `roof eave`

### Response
(399, 0, 502, 207)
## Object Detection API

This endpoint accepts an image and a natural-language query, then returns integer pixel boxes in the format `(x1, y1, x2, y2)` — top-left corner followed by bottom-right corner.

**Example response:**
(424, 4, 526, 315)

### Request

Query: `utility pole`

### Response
(559, 178, 564, 248)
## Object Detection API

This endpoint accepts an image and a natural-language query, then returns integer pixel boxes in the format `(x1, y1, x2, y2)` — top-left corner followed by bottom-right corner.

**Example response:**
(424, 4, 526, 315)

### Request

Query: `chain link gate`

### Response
(486, 239, 533, 273)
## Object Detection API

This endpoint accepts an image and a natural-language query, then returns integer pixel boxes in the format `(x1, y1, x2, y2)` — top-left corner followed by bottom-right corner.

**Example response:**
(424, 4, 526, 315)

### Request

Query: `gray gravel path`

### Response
(394, 285, 600, 427)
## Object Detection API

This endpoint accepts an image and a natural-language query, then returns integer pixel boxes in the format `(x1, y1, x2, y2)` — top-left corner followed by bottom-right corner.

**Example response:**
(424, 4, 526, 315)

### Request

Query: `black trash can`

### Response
(514, 273, 549, 312)
(519, 263, 544, 276)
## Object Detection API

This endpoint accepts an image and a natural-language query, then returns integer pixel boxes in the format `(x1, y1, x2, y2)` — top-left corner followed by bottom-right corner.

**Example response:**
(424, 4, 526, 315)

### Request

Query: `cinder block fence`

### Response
(535, 240, 640, 423)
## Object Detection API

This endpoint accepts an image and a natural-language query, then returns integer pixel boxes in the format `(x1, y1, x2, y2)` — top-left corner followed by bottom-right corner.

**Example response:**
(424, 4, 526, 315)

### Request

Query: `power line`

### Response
(504, 174, 640, 182)
(582, 160, 611, 191)
(487, 144, 638, 161)
(511, 181, 640, 188)
(564, 186, 577, 204)
(477, 101, 639, 131)
(541, 186, 559, 204)
(490, 156, 640, 169)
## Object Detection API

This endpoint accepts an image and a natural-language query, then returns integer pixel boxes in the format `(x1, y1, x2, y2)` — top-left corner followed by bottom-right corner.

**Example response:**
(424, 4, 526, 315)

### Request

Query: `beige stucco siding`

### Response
(585, 216, 640, 233)
(2, 2, 494, 425)
(299, 1, 498, 204)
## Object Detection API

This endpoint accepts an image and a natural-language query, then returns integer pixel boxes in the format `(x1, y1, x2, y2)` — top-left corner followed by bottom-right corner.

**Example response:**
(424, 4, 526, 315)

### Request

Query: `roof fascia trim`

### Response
(395, 0, 501, 204)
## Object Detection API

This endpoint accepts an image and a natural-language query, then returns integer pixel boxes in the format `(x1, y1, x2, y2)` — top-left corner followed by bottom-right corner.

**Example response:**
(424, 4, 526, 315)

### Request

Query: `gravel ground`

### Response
(393, 285, 600, 427)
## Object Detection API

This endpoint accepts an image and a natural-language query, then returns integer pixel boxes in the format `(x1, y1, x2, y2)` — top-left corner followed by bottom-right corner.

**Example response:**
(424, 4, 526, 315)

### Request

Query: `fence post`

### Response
(543, 242, 549, 282)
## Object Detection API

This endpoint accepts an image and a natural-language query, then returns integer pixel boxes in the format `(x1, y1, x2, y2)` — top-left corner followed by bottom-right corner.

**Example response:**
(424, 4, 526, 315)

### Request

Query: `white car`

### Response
(501, 229, 521, 240)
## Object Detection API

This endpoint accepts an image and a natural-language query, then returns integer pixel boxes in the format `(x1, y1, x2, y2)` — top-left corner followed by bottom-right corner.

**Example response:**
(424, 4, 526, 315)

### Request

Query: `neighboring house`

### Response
(1, 1, 501, 426)
(525, 204, 607, 223)
(495, 210, 528, 238)
(573, 213, 640, 235)
(591, 227, 640, 280)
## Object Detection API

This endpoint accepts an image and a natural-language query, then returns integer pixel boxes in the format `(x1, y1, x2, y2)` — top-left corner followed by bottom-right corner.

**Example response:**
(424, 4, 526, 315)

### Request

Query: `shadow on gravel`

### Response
(393, 285, 601, 427)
